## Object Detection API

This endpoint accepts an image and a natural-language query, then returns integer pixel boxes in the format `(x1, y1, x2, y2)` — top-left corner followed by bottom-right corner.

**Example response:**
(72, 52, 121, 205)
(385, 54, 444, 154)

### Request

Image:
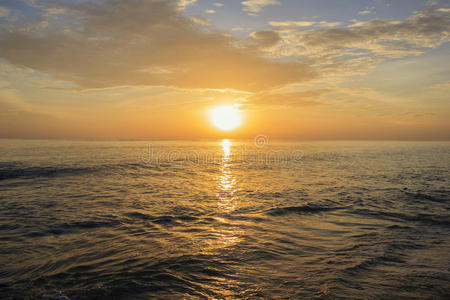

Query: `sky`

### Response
(0, 0, 449, 140)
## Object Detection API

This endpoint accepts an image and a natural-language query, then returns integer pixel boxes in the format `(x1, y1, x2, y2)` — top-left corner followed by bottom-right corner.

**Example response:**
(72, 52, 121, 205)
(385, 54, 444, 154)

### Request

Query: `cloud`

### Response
(0, 0, 314, 92)
(213, 3, 224, 7)
(241, 0, 280, 15)
(269, 21, 341, 28)
(0, 6, 9, 18)
(249, 30, 280, 49)
(358, 10, 372, 15)
(190, 16, 211, 27)
(248, 89, 330, 106)
(317, 21, 342, 28)
(269, 21, 316, 27)
(205, 9, 216, 14)
(358, 6, 375, 15)
(178, 0, 197, 10)
(268, 8, 450, 75)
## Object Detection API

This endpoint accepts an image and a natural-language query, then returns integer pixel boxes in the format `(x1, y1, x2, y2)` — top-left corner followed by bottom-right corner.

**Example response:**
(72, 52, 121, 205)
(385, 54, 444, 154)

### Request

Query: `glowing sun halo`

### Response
(210, 105, 242, 131)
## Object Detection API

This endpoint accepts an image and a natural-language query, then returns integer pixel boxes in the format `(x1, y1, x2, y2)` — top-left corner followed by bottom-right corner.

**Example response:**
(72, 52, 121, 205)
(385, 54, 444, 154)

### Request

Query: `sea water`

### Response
(0, 139, 449, 298)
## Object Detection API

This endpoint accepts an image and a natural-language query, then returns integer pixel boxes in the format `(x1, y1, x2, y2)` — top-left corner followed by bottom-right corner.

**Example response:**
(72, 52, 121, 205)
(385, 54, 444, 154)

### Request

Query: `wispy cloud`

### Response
(269, 21, 341, 28)
(241, 0, 280, 15)
(267, 7, 449, 76)
(269, 21, 316, 27)
(248, 89, 330, 106)
(178, 0, 197, 10)
(0, 6, 9, 18)
(358, 10, 372, 15)
(436, 8, 450, 13)
(248, 30, 281, 50)
(189, 16, 211, 27)
(358, 6, 375, 15)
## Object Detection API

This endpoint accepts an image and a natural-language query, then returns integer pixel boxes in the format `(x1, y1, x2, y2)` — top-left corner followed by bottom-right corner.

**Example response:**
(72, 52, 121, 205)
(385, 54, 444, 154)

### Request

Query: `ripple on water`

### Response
(0, 140, 449, 298)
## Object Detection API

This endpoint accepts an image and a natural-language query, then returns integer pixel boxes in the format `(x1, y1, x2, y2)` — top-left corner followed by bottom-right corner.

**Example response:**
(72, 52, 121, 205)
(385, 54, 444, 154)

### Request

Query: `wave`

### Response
(25, 220, 120, 237)
(26, 253, 236, 299)
(0, 165, 94, 181)
(0, 162, 161, 181)
(404, 191, 449, 203)
(124, 211, 199, 225)
(344, 252, 405, 273)
(353, 208, 450, 227)
(266, 203, 336, 216)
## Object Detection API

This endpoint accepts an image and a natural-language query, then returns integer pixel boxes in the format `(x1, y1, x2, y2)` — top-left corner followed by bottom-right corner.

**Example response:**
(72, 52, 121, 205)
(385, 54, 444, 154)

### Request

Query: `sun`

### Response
(210, 105, 242, 131)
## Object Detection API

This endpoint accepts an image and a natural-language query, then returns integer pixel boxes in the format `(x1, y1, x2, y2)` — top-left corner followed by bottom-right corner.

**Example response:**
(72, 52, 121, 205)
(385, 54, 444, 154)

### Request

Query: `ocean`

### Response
(0, 139, 449, 299)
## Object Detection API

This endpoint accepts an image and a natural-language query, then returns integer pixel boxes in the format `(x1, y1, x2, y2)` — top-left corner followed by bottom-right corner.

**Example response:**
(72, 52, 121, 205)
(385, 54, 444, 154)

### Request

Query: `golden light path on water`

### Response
(211, 139, 241, 249)
(218, 139, 235, 211)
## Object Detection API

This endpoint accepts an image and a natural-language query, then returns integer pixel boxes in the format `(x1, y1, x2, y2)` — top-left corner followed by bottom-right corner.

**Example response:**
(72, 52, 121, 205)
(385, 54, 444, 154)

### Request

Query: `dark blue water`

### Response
(0, 139, 449, 299)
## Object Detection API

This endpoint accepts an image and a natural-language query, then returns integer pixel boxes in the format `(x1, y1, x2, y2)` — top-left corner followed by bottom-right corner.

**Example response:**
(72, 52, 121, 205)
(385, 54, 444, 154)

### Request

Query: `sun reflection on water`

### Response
(220, 139, 232, 158)
(217, 139, 237, 212)
(212, 140, 242, 250)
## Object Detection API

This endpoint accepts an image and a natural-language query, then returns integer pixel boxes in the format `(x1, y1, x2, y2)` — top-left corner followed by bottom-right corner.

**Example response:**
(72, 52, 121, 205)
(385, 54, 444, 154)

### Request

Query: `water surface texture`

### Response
(0, 140, 449, 299)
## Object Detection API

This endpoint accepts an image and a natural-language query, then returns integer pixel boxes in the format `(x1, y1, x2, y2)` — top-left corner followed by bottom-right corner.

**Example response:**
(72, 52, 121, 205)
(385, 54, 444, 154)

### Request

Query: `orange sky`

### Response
(0, 0, 449, 140)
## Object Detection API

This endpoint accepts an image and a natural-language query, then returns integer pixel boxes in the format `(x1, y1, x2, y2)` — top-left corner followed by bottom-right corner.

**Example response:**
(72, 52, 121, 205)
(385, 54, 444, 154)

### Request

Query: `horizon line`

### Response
(1, 137, 449, 142)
